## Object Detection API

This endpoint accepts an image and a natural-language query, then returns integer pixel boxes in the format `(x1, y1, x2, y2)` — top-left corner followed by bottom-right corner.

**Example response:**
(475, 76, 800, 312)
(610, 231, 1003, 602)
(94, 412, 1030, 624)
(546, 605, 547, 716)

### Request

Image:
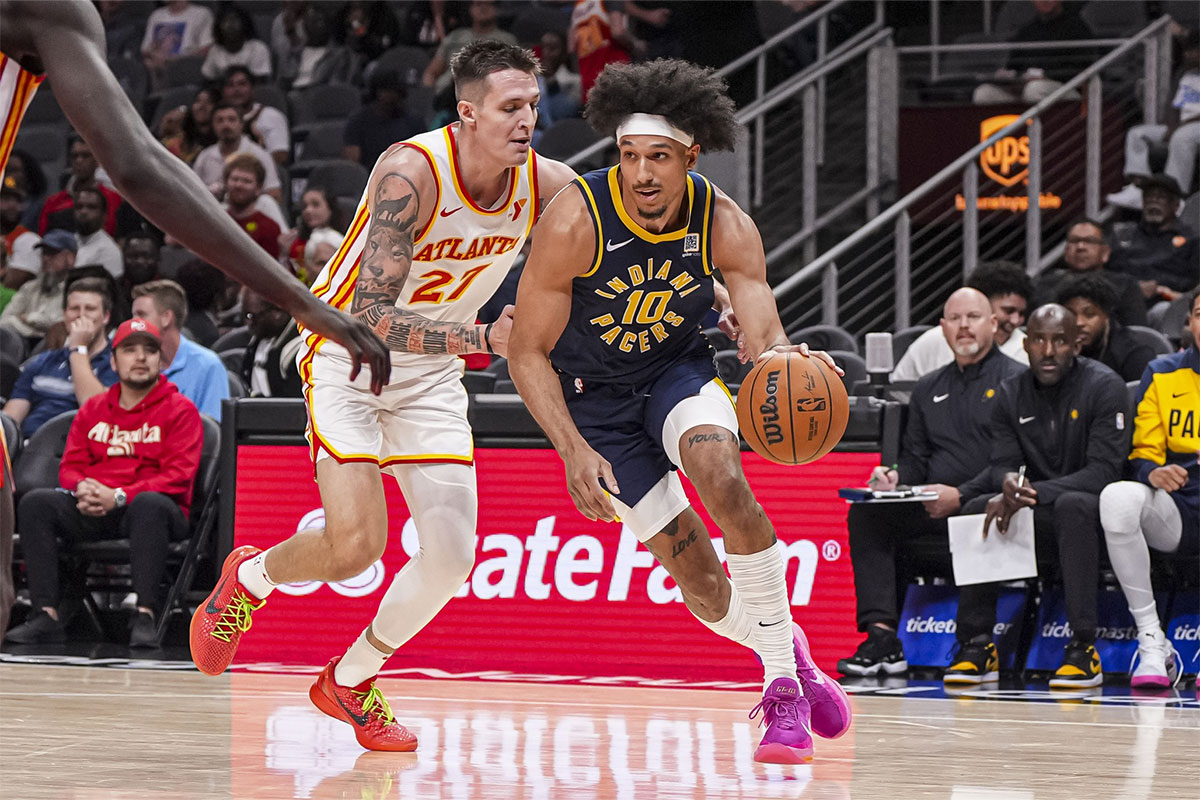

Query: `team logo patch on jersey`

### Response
(683, 233, 700, 254)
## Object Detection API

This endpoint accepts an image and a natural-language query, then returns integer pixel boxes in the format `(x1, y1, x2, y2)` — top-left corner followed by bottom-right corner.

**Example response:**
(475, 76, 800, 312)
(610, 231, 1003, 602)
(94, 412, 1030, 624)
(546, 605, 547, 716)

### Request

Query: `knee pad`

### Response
(1099, 482, 1147, 538)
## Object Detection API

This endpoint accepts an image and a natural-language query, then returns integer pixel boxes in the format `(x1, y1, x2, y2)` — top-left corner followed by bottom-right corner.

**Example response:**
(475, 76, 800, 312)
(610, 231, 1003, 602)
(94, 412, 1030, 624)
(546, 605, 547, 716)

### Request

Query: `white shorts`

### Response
(299, 346, 472, 468)
(610, 380, 739, 542)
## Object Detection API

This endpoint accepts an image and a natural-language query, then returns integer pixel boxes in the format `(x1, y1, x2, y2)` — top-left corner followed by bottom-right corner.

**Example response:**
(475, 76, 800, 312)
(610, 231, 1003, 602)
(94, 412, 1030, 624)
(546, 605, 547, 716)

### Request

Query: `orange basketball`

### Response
(735, 351, 849, 465)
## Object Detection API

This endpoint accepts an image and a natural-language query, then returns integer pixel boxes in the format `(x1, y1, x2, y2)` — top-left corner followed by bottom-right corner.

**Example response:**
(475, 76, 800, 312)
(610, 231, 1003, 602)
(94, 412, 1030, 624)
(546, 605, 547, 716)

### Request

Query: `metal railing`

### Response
(741, 28, 897, 280)
(564, 0, 885, 172)
(772, 15, 1173, 336)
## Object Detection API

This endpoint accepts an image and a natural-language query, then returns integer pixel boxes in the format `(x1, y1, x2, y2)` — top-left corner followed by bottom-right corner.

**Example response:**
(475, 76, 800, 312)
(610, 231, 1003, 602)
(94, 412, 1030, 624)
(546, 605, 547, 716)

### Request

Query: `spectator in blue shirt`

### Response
(3, 277, 117, 438)
(129, 279, 228, 418)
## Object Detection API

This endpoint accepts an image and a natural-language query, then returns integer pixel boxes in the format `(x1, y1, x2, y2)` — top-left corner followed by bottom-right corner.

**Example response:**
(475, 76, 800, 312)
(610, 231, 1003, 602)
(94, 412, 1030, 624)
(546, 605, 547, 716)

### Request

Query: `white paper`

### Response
(947, 508, 1037, 586)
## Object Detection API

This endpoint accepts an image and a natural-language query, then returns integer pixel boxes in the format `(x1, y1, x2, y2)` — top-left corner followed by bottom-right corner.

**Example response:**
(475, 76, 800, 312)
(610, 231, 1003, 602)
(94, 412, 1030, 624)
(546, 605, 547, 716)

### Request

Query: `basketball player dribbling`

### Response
(0, 0, 389, 638)
(189, 41, 578, 751)
(507, 60, 852, 764)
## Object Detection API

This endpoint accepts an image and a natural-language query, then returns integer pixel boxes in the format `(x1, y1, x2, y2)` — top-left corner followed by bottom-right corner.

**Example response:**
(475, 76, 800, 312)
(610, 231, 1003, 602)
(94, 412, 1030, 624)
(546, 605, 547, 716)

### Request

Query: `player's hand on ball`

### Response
(756, 342, 844, 376)
(563, 444, 620, 522)
(486, 305, 515, 358)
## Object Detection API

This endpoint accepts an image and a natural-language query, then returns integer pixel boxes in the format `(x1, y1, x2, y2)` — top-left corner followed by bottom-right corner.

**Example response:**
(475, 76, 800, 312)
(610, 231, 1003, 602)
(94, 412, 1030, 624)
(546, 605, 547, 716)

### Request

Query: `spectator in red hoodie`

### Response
(4, 318, 202, 648)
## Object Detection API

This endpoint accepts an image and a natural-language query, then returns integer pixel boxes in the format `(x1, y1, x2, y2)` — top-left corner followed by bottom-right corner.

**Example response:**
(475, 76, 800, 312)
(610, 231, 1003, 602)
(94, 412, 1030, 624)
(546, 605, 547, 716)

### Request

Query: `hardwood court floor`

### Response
(0, 663, 1196, 799)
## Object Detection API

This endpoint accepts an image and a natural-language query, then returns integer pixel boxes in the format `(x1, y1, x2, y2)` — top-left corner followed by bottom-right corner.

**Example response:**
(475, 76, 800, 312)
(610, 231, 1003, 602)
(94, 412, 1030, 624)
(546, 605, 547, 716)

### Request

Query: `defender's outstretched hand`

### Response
(295, 304, 392, 395)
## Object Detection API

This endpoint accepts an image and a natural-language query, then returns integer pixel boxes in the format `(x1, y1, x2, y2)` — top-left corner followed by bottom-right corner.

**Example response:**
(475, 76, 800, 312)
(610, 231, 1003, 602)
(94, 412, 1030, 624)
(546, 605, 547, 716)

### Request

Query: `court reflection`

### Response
(235, 676, 855, 799)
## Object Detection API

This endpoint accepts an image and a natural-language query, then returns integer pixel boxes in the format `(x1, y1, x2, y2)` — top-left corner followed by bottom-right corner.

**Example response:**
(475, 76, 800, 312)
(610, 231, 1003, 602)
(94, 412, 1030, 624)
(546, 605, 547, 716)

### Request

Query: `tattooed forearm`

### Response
(375, 311, 486, 355)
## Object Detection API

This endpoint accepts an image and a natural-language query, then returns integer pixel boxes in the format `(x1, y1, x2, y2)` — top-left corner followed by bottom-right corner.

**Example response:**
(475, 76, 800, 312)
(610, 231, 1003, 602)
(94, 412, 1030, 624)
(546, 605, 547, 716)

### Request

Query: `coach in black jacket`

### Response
(838, 289, 1025, 677)
(948, 305, 1129, 688)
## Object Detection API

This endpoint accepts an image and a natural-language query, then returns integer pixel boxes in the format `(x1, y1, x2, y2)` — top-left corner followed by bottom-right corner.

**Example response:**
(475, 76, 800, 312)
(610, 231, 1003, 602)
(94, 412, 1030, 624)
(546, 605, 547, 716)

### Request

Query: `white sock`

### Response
(1131, 603, 1165, 640)
(696, 581, 756, 649)
(334, 627, 391, 688)
(726, 543, 796, 689)
(237, 551, 278, 600)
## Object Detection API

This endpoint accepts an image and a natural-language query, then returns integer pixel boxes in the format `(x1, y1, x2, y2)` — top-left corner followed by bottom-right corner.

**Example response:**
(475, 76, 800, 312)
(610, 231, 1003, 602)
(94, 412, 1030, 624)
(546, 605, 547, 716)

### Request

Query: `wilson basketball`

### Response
(735, 351, 849, 465)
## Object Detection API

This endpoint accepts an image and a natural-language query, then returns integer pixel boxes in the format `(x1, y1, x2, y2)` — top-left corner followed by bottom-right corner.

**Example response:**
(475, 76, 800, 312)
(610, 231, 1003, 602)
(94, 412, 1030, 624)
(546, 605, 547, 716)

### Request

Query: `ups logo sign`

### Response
(980, 115, 1030, 188)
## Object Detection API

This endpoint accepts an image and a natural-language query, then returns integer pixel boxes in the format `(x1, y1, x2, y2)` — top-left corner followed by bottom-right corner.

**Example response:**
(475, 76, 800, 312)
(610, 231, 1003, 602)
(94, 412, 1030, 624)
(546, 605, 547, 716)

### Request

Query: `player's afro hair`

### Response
(585, 59, 739, 152)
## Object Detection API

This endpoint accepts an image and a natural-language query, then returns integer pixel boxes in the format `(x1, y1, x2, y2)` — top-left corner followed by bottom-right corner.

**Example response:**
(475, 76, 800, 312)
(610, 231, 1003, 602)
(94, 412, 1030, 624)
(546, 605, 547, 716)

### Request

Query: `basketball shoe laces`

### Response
(1127, 641, 1184, 687)
(355, 683, 396, 726)
(749, 695, 799, 730)
(211, 592, 264, 643)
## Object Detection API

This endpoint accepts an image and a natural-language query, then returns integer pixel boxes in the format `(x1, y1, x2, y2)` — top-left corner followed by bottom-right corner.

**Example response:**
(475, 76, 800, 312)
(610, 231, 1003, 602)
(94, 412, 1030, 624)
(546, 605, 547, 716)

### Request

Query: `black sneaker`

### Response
(129, 611, 158, 649)
(4, 610, 67, 644)
(943, 634, 999, 684)
(1049, 637, 1103, 689)
(837, 626, 907, 676)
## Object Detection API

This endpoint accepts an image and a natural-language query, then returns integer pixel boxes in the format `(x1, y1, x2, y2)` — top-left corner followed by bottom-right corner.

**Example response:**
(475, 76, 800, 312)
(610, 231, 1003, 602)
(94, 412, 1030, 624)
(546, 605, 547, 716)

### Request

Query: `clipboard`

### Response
(838, 487, 940, 503)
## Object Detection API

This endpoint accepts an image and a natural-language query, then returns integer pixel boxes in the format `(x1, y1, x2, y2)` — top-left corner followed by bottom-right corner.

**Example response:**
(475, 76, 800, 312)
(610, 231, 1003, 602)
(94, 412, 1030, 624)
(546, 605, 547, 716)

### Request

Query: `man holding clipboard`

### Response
(838, 289, 1023, 676)
(946, 305, 1129, 688)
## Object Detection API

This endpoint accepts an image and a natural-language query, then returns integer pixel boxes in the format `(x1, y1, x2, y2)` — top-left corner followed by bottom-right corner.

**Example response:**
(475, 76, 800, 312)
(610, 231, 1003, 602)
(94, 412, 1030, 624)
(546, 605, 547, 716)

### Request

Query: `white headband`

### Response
(615, 113, 694, 147)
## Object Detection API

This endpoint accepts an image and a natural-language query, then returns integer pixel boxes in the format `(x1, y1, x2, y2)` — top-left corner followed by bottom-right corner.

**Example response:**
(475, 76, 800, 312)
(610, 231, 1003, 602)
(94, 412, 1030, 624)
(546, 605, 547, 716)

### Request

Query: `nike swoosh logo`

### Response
(205, 572, 230, 614)
(606, 237, 635, 252)
(1173, 391, 1190, 398)
(933, 393, 949, 403)
(440, 206, 462, 217)
(1019, 416, 1035, 424)
(336, 694, 370, 726)
(758, 619, 788, 627)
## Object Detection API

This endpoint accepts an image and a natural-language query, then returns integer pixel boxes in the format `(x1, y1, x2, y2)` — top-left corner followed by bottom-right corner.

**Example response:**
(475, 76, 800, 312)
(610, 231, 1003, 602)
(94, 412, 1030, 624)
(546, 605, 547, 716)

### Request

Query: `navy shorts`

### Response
(560, 357, 719, 507)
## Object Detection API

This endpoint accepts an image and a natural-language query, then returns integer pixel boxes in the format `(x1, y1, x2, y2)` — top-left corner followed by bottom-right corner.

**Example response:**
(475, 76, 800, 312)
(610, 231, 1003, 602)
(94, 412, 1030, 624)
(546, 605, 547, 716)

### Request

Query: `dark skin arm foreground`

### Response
(0, 0, 390, 393)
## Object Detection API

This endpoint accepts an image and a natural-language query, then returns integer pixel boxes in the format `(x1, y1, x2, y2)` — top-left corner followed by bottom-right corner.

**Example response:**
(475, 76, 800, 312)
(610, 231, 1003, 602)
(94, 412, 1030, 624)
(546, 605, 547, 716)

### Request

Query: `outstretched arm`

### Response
(348, 148, 498, 356)
(509, 187, 620, 522)
(5, 0, 390, 393)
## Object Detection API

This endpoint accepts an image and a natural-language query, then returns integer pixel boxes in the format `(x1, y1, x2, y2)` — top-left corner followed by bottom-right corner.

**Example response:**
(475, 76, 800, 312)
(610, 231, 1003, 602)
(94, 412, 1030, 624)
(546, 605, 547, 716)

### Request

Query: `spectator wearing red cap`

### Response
(4, 317, 202, 648)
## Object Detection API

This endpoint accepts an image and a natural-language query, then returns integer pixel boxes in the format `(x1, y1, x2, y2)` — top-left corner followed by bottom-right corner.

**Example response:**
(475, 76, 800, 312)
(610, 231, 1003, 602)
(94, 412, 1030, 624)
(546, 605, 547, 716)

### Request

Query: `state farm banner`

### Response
(232, 446, 875, 680)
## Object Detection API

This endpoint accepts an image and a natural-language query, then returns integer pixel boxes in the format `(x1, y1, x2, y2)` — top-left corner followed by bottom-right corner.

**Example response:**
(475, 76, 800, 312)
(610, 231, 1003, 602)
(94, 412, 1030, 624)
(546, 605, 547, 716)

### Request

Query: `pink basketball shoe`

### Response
(750, 677, 813, 763)
(792, 622, 853, 738)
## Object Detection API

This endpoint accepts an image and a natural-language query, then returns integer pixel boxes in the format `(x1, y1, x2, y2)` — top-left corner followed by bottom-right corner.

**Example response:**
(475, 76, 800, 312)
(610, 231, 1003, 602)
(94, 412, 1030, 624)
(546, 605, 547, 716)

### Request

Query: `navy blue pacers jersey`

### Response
(549, 166, 717, 385)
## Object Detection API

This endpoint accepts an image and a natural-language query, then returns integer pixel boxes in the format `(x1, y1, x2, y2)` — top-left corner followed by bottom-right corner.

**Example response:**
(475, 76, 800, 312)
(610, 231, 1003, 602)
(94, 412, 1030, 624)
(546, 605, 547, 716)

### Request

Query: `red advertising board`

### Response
(232, 446, 875, 681)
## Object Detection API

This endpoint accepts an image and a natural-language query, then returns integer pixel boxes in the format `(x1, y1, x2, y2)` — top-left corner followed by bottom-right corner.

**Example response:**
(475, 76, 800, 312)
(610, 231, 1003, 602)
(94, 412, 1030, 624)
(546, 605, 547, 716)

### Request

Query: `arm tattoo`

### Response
(350, 171, 486, 355)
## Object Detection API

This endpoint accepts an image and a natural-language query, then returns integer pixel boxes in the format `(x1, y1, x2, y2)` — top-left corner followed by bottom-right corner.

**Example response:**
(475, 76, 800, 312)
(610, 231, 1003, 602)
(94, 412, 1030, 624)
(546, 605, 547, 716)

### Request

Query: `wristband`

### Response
(483, 322, 494, 354)
(71, 345, 89, 357)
